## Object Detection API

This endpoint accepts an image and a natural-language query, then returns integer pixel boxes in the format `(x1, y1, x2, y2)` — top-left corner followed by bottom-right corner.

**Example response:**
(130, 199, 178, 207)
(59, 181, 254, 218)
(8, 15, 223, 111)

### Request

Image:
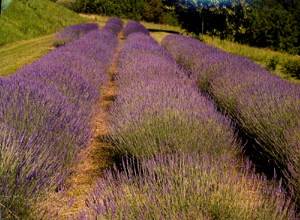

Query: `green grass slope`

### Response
(0, 0, 87, 47)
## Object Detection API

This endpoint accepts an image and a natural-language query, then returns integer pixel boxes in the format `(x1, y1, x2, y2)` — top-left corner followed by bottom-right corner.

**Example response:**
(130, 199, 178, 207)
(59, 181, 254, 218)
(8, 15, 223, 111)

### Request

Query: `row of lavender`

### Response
(79, 21, 296, 219)
(0, 18, 123, 219)
(162, 34, 300, 205)
(53, 23, 99, 47)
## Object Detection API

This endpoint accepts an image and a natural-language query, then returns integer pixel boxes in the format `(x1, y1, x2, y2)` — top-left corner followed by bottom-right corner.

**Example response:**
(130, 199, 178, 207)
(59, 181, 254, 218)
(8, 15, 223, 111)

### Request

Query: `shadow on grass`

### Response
(148, 29, 180, 34)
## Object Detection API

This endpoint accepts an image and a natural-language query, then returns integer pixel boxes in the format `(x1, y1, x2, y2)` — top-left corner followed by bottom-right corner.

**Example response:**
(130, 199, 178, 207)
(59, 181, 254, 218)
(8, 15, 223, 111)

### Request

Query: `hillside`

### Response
(0, 0, 87, 47)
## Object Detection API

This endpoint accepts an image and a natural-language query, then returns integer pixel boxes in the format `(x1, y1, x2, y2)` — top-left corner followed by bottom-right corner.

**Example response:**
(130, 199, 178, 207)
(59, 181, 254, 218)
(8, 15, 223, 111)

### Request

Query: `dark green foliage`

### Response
(70, 0, 177, 24)
(142, 0, 165, 23)
(283, 59, 300, 77)
(266, 55, 279, 71)
(168, 0, 300, 54)
(170, 0, 251, 38)
(244, 5, 299, 54)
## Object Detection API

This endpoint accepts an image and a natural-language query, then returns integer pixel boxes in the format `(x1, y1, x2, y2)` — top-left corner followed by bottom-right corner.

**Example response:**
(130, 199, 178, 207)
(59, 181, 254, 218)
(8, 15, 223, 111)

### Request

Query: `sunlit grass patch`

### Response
(0, 0, 87, 47)
(0, 34, 54, 76)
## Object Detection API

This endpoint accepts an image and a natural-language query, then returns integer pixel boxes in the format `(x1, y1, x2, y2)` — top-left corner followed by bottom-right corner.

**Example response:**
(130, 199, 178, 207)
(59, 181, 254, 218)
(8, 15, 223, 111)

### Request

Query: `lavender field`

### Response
(162, 34, 300, 208)
(1, 19, 299, 219)
(0, 18, 123, 219)
(81, 21, 297, 219)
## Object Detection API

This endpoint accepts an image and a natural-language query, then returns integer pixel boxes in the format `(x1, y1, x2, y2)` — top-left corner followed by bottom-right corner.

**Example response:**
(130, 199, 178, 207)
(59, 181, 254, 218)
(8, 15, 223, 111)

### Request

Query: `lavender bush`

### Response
(81, 152, 296, 219)
(109, 22, 240, 159)
(33, 50, 107, 87)
(162, 34, 300, 204)
(122, 20, 150, 37)
(15, 62, 100, 106)
(53, 23, 99, 47)
(0, 77, 89, 219)
(109, 54, 239, 159)
(0, 17, 123, 219)
(103, 17, 124, 35)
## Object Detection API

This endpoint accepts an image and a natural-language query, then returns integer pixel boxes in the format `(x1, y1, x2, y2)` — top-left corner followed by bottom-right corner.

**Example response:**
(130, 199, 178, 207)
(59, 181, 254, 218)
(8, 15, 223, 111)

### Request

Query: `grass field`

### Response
(0, 0, 86, 77)
(0, 35, 55, 76)
(0, 0, 87, 47)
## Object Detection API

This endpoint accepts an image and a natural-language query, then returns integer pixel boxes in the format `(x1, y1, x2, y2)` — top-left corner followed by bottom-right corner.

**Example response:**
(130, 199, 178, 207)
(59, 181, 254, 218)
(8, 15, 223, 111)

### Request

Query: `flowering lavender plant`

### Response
(53, 23, 99, 47)
(122, 20, 150, 37)
(109, 25, 240, 160)
(81, 152, 297, 219)
(162, 33, 300, 204)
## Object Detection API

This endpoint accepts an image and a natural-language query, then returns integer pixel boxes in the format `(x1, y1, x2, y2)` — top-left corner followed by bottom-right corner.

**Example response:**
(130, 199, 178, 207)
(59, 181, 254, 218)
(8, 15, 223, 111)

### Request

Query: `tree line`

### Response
(58, 0, 299, 54)
(61, 0, 178, 25)
(168, 0, 300, 54)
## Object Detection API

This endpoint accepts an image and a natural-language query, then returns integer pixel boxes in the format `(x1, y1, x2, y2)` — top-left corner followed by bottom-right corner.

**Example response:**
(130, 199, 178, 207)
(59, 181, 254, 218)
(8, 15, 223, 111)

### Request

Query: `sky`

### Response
(1, 0, 13, 14)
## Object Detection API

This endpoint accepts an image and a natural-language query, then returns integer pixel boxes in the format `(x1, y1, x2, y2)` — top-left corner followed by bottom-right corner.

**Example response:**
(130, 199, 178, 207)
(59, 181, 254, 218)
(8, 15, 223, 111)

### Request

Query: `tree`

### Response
(142, 0, 166, 23)
(244, 2, 299, 53)
(170, 0, 250, 39)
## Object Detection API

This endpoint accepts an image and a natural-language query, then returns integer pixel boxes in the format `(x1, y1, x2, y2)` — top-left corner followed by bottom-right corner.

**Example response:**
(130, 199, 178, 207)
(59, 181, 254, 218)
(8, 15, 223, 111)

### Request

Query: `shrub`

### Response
(283, 59, 300, 77)
(122, 20, 150, 37)
(80, 21, 297, 220)
(109, 22, 240, 159)
(266, 55, 279, 71)
(142, 0, 165, 24)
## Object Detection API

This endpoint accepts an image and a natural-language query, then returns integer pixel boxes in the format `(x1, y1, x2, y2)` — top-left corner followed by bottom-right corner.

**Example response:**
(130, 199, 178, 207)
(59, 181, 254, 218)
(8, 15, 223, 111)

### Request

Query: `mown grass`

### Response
(0, 13, 182, 76)
(0, 35, 55, 76)
(0, 0, 87, 47)
(0, 0, 88, 76)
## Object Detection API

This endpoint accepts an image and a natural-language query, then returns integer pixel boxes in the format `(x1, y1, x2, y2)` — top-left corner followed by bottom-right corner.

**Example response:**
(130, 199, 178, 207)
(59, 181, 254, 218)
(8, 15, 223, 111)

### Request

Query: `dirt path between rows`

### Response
(38, 34, 122, 220)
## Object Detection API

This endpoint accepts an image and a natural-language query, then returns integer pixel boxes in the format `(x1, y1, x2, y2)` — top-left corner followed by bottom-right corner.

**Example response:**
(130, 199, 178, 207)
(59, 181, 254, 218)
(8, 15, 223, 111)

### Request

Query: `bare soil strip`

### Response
(38, 34, 122, 220)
